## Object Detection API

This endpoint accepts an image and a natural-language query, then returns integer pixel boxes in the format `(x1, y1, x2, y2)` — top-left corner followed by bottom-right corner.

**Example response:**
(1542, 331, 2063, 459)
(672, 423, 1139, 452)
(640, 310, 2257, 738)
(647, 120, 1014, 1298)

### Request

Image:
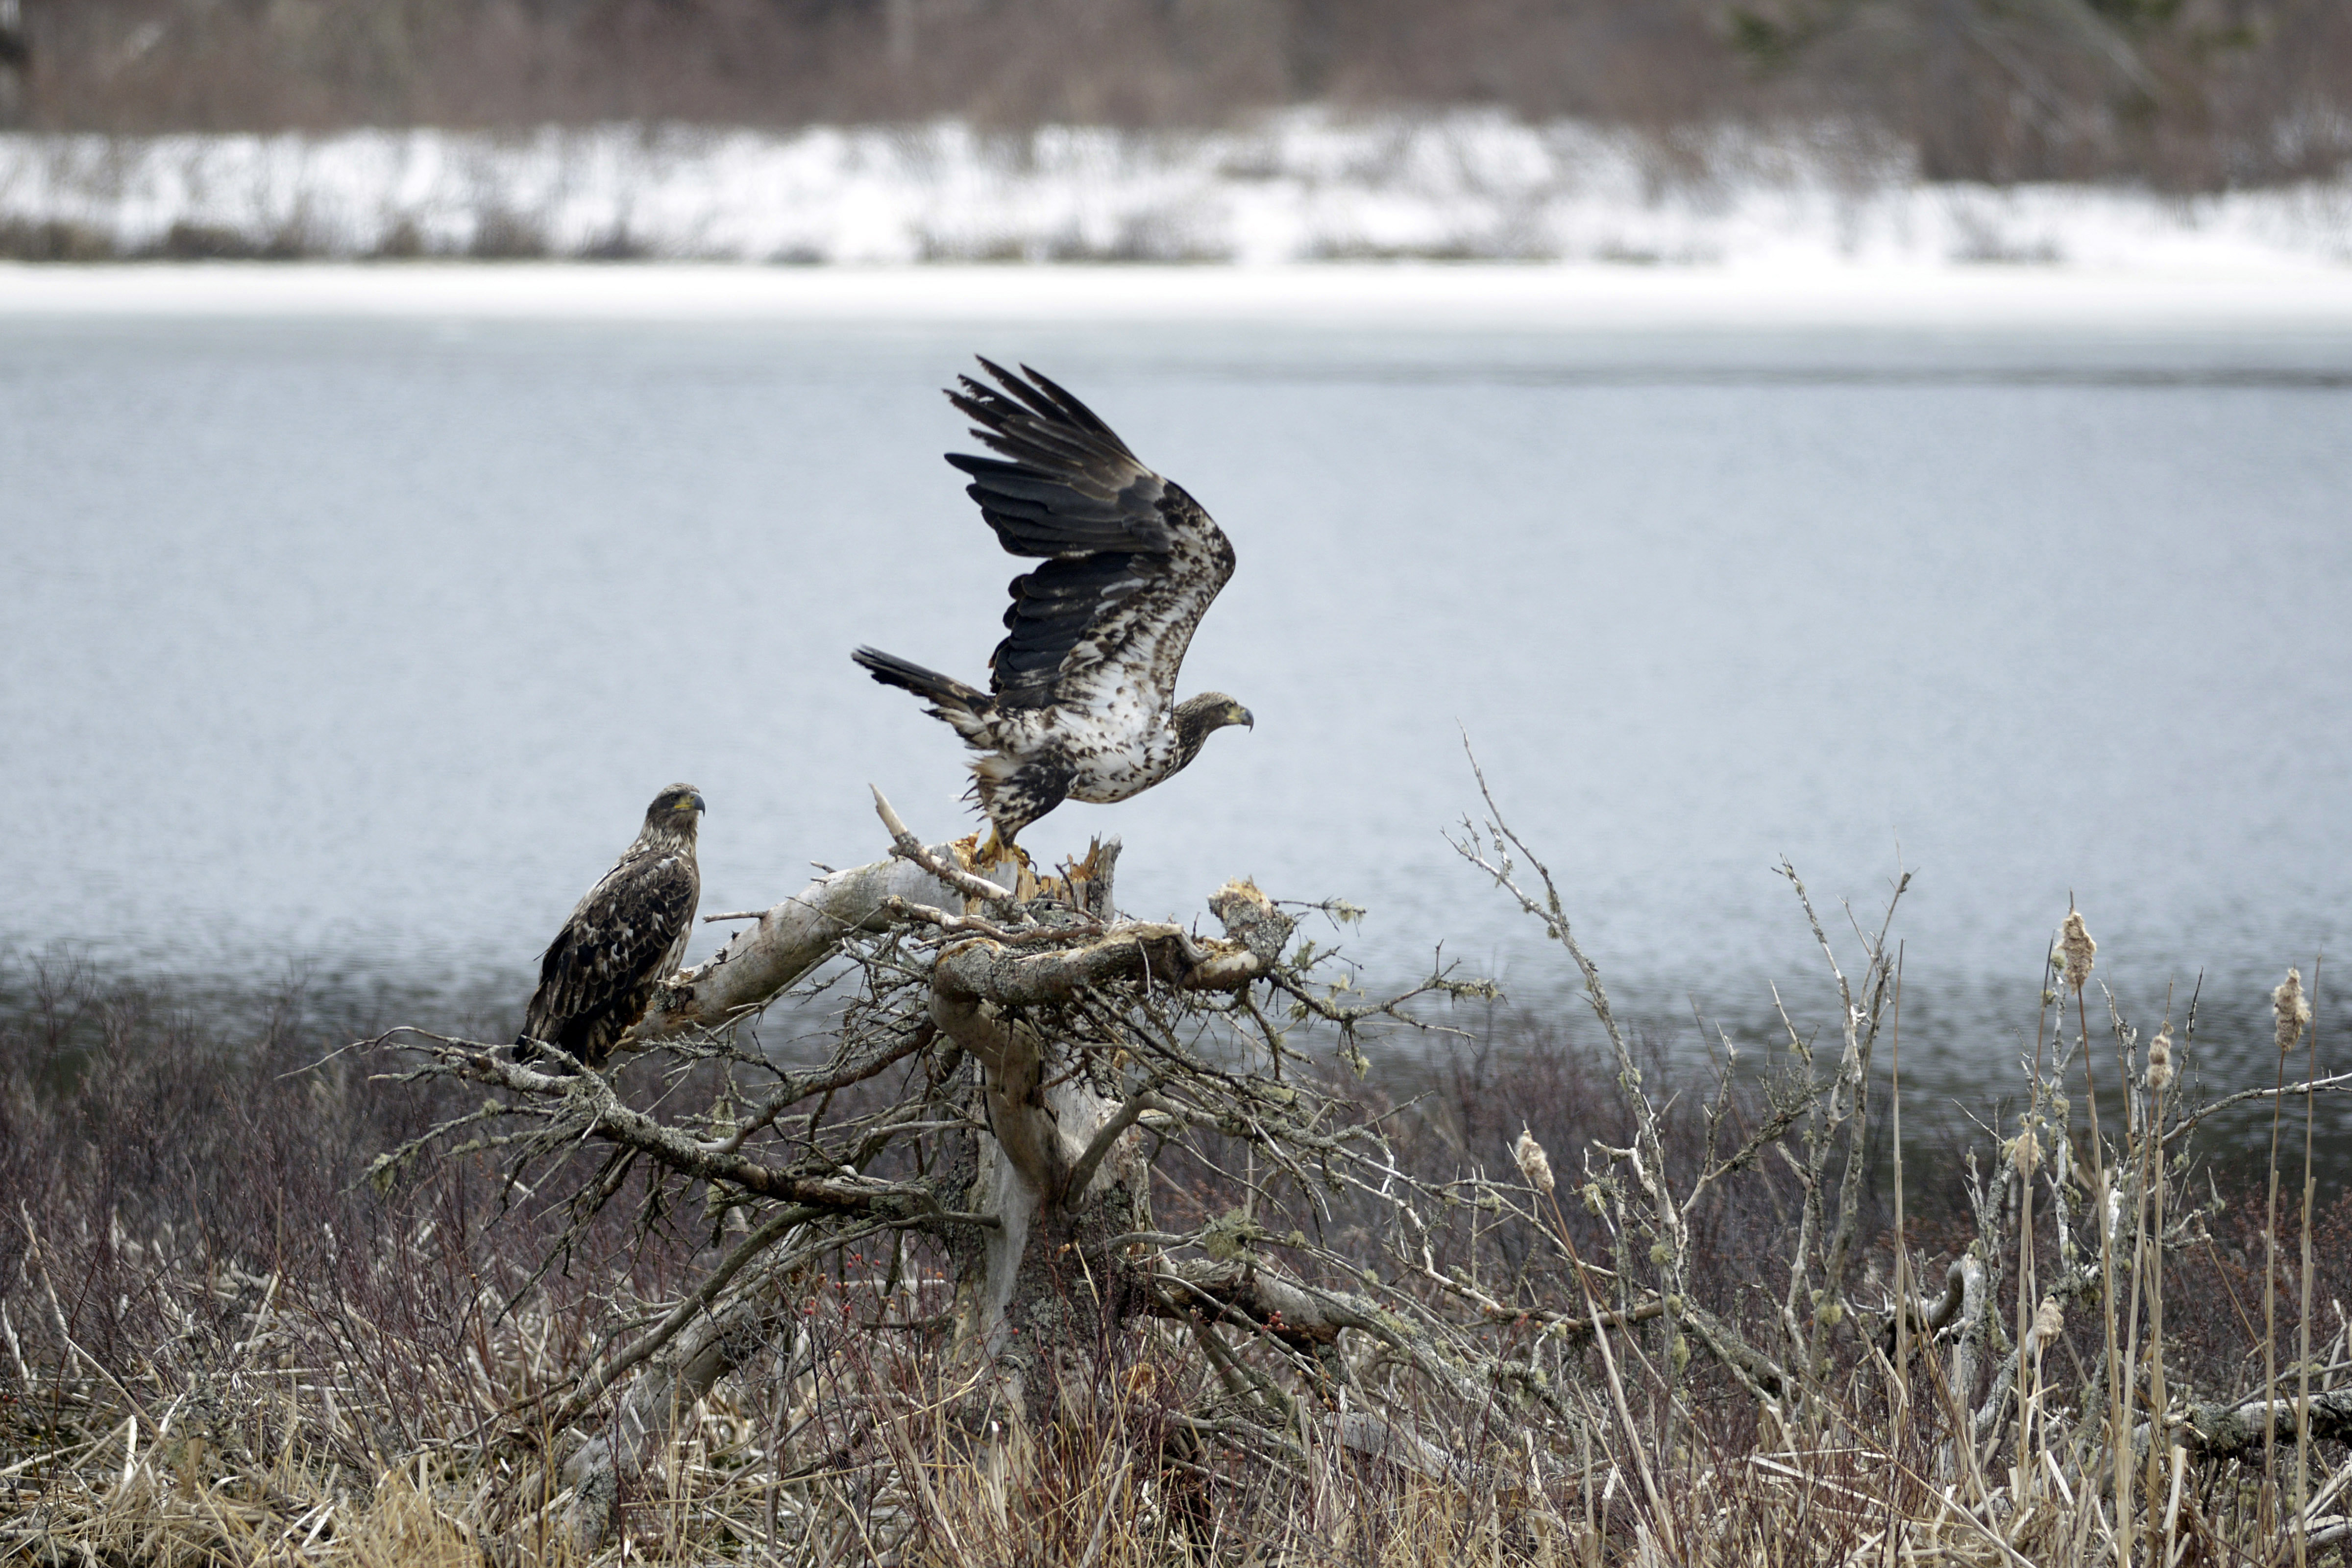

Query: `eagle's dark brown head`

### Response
(1172, 693, 1253, 771)
(639, 783, 706, 849)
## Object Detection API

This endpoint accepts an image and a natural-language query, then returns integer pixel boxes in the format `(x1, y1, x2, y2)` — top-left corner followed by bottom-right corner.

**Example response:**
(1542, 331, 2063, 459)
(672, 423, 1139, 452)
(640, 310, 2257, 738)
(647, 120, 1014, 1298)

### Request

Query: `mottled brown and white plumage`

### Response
(515, 784, 704, 1072)
(854, 360, 1251, 849)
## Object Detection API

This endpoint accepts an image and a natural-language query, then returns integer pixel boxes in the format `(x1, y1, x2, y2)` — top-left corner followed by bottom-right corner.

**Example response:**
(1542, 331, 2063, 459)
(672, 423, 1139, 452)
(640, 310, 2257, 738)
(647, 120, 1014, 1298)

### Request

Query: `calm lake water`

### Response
(3, 301, 2347, 1119)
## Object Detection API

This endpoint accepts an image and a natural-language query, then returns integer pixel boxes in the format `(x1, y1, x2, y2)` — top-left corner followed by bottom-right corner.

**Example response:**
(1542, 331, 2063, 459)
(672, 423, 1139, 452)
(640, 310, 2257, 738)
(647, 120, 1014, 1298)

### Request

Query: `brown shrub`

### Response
(7, 0, 2349, 187)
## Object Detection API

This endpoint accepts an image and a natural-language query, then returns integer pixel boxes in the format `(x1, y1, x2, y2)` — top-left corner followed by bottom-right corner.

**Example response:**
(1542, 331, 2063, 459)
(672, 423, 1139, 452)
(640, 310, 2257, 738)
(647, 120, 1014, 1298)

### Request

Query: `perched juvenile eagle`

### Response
(514, 784, 705, 1072)
(854, 360, 1252, 850)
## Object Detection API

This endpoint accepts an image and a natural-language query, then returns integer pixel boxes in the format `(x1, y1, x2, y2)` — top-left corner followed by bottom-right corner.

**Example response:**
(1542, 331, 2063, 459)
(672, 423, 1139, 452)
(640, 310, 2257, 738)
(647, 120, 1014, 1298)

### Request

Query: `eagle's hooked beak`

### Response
(686, 791, 708, 814)
(1234, 705, 1254, 731)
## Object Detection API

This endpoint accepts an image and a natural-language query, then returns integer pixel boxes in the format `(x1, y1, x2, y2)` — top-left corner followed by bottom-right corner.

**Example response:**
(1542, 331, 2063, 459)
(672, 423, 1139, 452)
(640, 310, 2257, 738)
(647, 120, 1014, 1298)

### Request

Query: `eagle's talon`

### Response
(971, 831, 1032, 877)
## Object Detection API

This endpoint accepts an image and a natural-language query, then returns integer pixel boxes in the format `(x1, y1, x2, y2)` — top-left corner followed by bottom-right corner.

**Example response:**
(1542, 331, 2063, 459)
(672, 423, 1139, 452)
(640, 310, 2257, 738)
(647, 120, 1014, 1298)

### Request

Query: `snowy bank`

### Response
(11, 260, 2352, 333)
(2, 111, 2349, 272)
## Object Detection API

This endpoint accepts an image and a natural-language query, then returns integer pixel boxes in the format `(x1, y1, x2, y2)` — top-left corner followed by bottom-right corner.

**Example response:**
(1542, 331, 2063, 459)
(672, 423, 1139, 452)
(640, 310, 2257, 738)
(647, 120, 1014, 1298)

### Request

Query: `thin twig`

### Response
(871, 784, 1013, 903)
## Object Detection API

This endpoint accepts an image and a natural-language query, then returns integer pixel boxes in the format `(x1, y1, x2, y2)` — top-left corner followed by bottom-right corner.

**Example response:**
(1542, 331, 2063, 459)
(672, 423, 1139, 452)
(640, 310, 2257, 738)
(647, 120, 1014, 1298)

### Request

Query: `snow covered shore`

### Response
(10, 259, 2352, 332)
(4, 110, 2348, 273)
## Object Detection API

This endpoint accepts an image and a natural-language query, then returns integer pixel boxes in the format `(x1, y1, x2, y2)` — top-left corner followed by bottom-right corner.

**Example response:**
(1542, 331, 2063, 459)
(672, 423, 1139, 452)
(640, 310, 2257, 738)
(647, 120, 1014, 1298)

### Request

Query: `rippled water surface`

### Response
(5, 306, 2348, 1103)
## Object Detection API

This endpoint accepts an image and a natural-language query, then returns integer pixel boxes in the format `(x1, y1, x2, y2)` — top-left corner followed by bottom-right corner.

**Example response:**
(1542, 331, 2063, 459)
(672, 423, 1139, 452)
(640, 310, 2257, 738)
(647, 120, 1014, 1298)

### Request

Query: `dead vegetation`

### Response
(4, 0, 2350, 189)
(3, 775, 2349, 1565)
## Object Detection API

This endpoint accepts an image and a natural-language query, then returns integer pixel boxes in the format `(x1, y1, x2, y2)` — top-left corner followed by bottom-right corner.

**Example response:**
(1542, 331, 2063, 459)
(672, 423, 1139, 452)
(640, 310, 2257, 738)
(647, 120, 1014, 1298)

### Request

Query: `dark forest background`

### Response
(3, 0, 2349, 188)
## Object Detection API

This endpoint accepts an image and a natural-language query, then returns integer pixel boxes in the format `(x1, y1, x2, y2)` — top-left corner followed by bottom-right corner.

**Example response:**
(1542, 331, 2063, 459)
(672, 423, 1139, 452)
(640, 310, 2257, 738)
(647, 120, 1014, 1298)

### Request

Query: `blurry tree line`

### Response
(5, 0, 2348, 187)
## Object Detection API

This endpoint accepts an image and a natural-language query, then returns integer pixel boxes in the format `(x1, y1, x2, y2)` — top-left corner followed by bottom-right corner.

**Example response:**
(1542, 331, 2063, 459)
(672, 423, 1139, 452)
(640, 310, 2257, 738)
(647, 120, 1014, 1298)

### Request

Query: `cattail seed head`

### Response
(2275, 969, 2313, 1055)
(2034, 1296, 2064, 1347)
(1511, 1127, 1555, 1194)
(2058, 911, 2096, 992)
(2146, 1025, 2174, 1094)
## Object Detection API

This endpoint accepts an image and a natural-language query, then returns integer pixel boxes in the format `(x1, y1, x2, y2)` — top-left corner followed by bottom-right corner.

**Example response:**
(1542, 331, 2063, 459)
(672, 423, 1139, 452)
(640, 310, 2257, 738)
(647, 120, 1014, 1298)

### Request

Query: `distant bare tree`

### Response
(1723, 0, 2352, 183)
(0, 0, 27, 127)
(12, 0, 2346, 186)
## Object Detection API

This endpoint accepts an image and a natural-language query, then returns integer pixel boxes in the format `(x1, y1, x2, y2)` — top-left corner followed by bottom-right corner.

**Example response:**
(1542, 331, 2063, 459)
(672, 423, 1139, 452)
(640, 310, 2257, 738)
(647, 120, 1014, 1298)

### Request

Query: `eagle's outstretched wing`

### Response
(521, 845, 697, 1068)
(947, 360, 1236, 714)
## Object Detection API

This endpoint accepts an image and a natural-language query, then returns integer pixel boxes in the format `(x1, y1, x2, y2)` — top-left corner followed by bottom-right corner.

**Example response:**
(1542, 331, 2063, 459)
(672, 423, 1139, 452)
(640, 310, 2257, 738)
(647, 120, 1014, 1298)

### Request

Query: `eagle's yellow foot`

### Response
(961, 831, 1040, 901)
(971, 830, 1032, 872)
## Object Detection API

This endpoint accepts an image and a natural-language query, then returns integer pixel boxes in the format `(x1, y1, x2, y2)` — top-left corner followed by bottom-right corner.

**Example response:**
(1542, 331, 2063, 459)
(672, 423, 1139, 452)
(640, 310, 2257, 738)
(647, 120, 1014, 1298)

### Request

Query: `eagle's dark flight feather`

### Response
(854, 361, 1249, 847)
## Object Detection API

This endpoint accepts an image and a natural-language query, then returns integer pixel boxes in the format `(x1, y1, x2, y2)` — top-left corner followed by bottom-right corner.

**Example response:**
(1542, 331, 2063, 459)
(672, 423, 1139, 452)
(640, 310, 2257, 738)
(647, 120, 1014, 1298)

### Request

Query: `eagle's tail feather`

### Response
(854, 647, 990, 715)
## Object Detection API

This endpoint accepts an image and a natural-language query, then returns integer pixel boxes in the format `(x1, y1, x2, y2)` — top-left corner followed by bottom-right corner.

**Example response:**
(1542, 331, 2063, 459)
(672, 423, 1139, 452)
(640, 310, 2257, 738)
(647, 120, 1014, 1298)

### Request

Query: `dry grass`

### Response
(3, 878, 2348, 1567)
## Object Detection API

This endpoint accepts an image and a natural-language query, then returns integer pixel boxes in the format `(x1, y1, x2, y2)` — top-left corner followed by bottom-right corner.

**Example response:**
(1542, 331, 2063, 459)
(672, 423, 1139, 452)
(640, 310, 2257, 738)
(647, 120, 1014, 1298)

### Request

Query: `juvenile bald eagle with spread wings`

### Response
(514, 784, 704, 1072)
(854, 361, 1251, 851)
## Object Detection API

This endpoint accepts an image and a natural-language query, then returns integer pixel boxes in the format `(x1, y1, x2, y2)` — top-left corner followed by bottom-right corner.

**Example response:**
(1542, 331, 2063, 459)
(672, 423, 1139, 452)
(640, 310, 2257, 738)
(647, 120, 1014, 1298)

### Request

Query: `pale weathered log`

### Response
(557, 1257, 812, 1551)
(1152, 1256, 1373, 1350)
(1151, 1257, 1501, 1417)
(1942, 1249, 1990, 1483)
(636, 848, 973, 1038)
(553, 839, 1267, 1522)
(928, 877, 1287, 1010)
(2176, 1388, 2352, 1460)
(925, 878, 1294, 1219)
(923, 880, 1297, 1386)
(1332, 1407, 1470, 1481)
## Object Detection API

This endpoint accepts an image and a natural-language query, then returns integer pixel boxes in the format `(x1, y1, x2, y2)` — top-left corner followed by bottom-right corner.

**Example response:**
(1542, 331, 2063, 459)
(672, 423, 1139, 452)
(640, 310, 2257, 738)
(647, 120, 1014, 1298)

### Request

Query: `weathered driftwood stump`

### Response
(379, 806, 1418, 1550)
